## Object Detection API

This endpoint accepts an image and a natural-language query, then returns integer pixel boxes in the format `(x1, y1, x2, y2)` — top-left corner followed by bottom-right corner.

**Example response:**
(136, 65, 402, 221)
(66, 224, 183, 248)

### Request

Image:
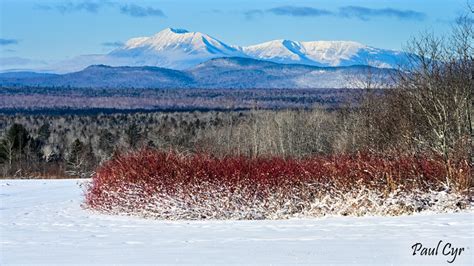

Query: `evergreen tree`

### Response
(37, 123, 51, 143)
(98, 130, 117, 156)
(6, 123, 29, 156)
(67, 139, 84, 169)
(125, 123, 140, 149)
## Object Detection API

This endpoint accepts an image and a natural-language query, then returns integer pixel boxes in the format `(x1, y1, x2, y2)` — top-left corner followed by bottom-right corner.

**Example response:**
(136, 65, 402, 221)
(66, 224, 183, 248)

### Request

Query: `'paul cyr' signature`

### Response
(412, 240, 467, 263)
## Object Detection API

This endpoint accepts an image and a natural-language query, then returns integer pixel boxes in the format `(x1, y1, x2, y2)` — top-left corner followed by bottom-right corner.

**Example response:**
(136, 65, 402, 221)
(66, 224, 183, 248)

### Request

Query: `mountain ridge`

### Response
(19, 28, 408, 73)
(0, 57, 394, 89)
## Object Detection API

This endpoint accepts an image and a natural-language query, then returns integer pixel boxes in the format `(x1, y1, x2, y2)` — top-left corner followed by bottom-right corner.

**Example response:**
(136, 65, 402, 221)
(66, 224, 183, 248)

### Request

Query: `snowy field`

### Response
(1, 179, 473, 265)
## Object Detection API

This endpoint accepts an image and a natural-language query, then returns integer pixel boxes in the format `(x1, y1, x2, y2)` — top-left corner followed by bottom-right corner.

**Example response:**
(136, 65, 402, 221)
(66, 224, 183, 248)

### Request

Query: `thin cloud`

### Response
(244, 9, 264, 20)
(120, 4, 165, 17)
(243, 5, 425, 21)
(102, 41, 124, 47)
(35, 1, 115, 14)
(0, 38, 19, 46)
(339, 6, 426, 21)
(35, 1, 166, 18)
(267, 6, 333, 17)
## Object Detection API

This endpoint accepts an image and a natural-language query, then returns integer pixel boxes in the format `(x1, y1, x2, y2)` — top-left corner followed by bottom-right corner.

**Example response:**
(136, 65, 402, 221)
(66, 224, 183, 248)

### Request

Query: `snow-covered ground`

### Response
(1, 179, 473, 265)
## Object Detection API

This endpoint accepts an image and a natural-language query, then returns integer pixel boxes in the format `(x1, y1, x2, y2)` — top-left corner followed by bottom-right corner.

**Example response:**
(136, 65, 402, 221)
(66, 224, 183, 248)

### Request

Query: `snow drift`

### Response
(2, 179, 473, 265)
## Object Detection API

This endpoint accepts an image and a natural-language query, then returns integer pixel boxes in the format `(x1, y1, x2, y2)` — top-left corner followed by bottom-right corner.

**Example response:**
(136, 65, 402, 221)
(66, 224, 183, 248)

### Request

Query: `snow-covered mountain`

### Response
(242, 40, 405, 68)
(108, 28, 245, 70)
(45, 28, 407, 73)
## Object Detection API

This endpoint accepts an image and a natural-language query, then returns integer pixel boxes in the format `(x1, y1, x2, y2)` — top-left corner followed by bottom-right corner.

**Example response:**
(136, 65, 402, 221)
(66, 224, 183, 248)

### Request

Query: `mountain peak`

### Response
(109, 28, 244, 70)
(123, 28, 195, 49)
(167, 28, 189, 34)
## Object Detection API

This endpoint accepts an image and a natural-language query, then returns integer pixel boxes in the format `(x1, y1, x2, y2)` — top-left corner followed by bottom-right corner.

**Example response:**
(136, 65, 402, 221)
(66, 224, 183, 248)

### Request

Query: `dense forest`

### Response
(0, 107, 403, 178)
(0, 87, 365, 112)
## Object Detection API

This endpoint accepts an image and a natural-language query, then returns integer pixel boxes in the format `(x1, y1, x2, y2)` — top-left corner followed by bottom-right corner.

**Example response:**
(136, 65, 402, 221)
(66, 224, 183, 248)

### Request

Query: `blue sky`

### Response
(0, 0, 470, 62)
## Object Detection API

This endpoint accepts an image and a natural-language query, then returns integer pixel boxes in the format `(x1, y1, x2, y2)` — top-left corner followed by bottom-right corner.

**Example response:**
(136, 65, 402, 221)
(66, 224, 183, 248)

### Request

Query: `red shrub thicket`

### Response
(84, 149, 471, 219)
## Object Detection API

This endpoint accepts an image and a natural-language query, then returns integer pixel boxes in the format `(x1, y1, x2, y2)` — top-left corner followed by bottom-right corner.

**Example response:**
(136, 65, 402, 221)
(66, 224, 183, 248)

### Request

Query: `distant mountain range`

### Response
(1, 28, 407, 74)
(0, 28, 404, 88)
(0, 57, 394, 89)
(104, 27, 407, 69)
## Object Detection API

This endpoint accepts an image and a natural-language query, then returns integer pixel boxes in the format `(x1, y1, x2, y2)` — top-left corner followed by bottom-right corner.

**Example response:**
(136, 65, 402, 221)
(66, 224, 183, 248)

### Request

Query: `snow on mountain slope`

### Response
(42, 28, 408, 73)
(243, 39, 406, 68)
(242, 40, 313, 65)
(299, 41, 367, 65)
(120, 28, 237, 53)
(108, 28, 245, 70)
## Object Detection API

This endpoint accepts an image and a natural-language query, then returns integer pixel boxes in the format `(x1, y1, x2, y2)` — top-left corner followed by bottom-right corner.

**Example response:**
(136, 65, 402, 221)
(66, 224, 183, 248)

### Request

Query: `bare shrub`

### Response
(84, 149, 470, 220)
